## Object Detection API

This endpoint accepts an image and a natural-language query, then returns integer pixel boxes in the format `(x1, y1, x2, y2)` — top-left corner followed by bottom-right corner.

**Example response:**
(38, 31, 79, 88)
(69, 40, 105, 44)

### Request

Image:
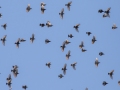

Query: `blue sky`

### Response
(0, 0, 120, 90)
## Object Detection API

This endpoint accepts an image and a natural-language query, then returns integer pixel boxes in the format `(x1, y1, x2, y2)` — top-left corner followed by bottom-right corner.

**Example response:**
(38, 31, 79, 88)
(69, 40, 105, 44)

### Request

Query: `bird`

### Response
(81, 48, 87, 52)
(86, 32, 92, 36)
(45, 39, 51, 44)
(22, 85, 28, 90)
(71, 62, 77, 70)
(85, 88, 88, 90)
(59, 8, 64, 19)
(26, 4, 32, 12)
(108, 70, 114, 79)
(46, 21, 53, 27)
(79, 41, 84, 48)
(62, 64, 67, 75)
(65, 1, 72, 11)
(92, 36, 97, 44)
(58, 74, 64, 78)
(46, 62, 51, 68)
(66, 50, 71, 60)
(30, 34, 35, 43)
(1, 23, 7, 30)
(99, 52, 104, 56)
(1, 35, 7, 46)
(60, 42, 66, 52)
(95, 58, 100, 67)
(41, 5, 46, 14)
(6, 79, 12, 90)
(20, 38, 26, 42)
(15, 38, 20, 48)
(104, 7, 111, 14)
(74, 24, 80, 32)
(40, 23, 45, 27)
(98, 9, 104, 13)
(0, 13, 2, 18)
(102, 81, 108, 86)
(68, 34, 74, 38)
(41, 2, 46, 6)
(65, 40, 71, 45)
(11, 65, 19, 77)
(112, 24, 117, 29)
(103, 13, 110, 18)
(118, 81, 120, 85)
(6, 74, 12, 81)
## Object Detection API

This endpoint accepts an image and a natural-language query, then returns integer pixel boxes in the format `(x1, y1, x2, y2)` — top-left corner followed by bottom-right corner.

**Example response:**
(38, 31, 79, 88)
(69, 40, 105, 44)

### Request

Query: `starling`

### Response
(104, 7, 111, 14)
(103, 13, 110, 18)
(62, 64, 67, 75)
(46, 62, 51, 68)
(60, 41, 66, 52)
(46, 21, 53, 27)
(15, 38, 20, 48)
(1, 35, 7, 46)
(20, 38, 26, 42)
(30, 34, 35, 43)
(95, 58, 100, 67)
(65, 1, 72, 11)
(59, 8, 64, 19)
(112, 24, 117, 29)
(71, 62, 77, 70)
(86, 32, 92, 36)
(26, 4, 32, 12)
(58, 74, 64, 78)
(92, 36, 97, 44)
(81, 48, 87, 52)
(22, 85, 28, 90)
(99, 52, 104, 56)
(98, 9, 104, 13)
(79, 41, 84, 48)
(41, 5, 46, 14)
(108, 70, 114, 79)
(66, 50, 71, 60)
(102, 81, 108, 86)
(74, 24, 80, 32)
(0, 13, 2, 18)
(41, 2, 46, 6)
(40, 23, 45, 27)
(68, 34, 74, 38)
(45, 39, 51, 44)
(1, 23, 7, 30)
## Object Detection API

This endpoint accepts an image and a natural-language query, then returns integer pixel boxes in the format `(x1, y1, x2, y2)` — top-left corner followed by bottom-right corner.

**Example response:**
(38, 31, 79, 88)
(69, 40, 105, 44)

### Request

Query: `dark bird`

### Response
(15, 38, 20, 48)
(46, 21, 53, 27)
(102, 81, 108, 86)
(26, 4, 32, 12)
(58, 74, 64, 78)
(85, 88, 88, 90)
(45, 39, 51, 44)
(66, 50, 71, 60)
(71, 62, 77, 70)
(0, 13, 2, 18)
(62, 64, 67, 75)
(1, 23, 7, 30)
(11, 65, 19, 77)
(59, 8, 64, 19)
(98, 9, 104, 13)
(46, 62, 51, 68)
(86, 32, 92, 36)
(20, 38, 26, 42)
(108, 70, 114, 79)
(41, 5, 46, 14)
(6, 79, 12, 90)
(104, 7, 111, 14)
(65, 40, 71, 45)
(65, 1, 72, 11)
(60, 41, 66, 52)
(1, 35, 7, 46)
(40, 23, 45, 27)
(95, 58, 100, 67)
(30, 34, 35, 43)
(68, 34, 73, 38)
(22, 85, 28, 90)
(118, 81, 120, 85)
(6, 74, 12, 81)
(103, 13, 110, 18)
(41, 2, 46, 6)
(81, 48, 87, 52)
(74, 24, 80, 32)
(112, 24, 117, 29)
(99, 52, 104, 56)
(79, 41, 84, 48)
(92, 36, 97, 44)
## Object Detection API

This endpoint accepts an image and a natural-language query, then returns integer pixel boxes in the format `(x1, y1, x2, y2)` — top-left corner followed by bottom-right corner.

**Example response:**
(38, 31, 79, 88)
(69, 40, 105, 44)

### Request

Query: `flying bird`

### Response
(108, 70, 114, 79)
(11, 65, 19, 77)
(46, 62, 51, 68)
(92, 36, 97, 44)
(81, 48, 87, 52)
(15, 38, 20, 48)
(118, 81, 120, 85)
(41, 5, 46, 14)
(112, 24, 117, 29)
(0, 13, 2, 18)
(41, 2, 46, 6)
(58, 74, 64, 78)
(26, 4, 32, 12)
(95, 58, 100, 67)
(79, 41, 84, 48)
(1, 35, 7, 46)
(66, 50, 71, 60)
(46, 21, 53, 27)
(60, 41, 66, 52)
(74, 24, 80, 32)
(104, 7, 111, 14)
(86, 32, 92, 36)
(99, 52, 104, 56)
(59, 8, 64, 19)
(22, 85, 28, 90)
(20, 38, 26, 42)
(6, 79, 12, 90)
(45, 39, 51, 44)
(30, 34, 35, 43)
(98, 9, 104, 13)
(6, 74, 12, 81)
(103, 13, 110, 18)
(65, 1, 72, 11)
(40, 23, 45, 27)
(62, 64, 67, 75)
(68, 34, 74, 38)
(1, 23, 7, 30)
(102, 81, 108, 86)
(71, 62, 77, 70)
(65, 40, 71, 45)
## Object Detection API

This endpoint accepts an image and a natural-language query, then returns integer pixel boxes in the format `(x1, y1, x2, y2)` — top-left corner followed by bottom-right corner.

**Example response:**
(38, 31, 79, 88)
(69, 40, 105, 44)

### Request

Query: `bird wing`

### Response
(76, 24, 80, 27)
(68, 1, 72, 5)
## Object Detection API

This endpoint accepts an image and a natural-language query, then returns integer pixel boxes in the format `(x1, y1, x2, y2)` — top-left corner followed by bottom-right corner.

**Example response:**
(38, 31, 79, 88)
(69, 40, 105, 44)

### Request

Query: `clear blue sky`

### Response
(0, 0, 120, 90)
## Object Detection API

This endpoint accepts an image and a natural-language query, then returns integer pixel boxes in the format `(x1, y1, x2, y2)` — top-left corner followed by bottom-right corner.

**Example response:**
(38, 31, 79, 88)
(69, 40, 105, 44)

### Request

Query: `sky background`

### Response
(0, 0, 120, 90)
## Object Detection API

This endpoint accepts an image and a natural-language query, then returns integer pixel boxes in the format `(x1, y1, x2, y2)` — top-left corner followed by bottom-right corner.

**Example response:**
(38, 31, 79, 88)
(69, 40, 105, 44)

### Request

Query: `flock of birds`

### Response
(0, 1, 120, 90)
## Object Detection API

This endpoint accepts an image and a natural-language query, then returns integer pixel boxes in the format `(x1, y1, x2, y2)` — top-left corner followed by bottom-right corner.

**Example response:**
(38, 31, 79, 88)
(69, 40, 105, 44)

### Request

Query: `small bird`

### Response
(41, 5, 46, 14)
(6, 74, 12, 81)
(66, 50, 71, 60)
(79, 41, 84, 48)
(118, 81, 120, 85)
(95, 58, 100, 67)
(81, 48, 87, 52)
(30, 34, 35, 43)
(108, 70, 114, 79)
(41, 2, 46, 6)
(22, 85, 28, 90)
(112, 24, 117, 29)
(68, 34, 74, 38)
(15, 38, 20, 48)
(62, 64, 67, 75)
(58, 74, 64, 78)
(103, 13, 110, 18)
(85, 88, 88, 90)
(6, 79, 12, 89)
(104, 7, 111, 14)
(59, 8, 64, 19)
(71, 62, 77, 70)
(86, 32, 92, 36)
(92, 36, 97, 44)
(99, 52, 104, 56)
(0, 13, 2, 18)
(26, 4, 32, 12)
(46, 21, 53, 27)
(11, 65, 19, 77)
(20, 38, 26, 42)
(65, 1, 72, 11)
(65, 40, 71, 45)
(60, 41, 66, 52)
(1, 23, 7, 30)
(45, 39, 51, 44)
(74, 24, 80, 32)
(102, 81, 108, 86)
(40, 23, 45, 27)
(1, 35, 7, 46)
(46, 62, 51, 68)
(98, 9, 104, 13)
